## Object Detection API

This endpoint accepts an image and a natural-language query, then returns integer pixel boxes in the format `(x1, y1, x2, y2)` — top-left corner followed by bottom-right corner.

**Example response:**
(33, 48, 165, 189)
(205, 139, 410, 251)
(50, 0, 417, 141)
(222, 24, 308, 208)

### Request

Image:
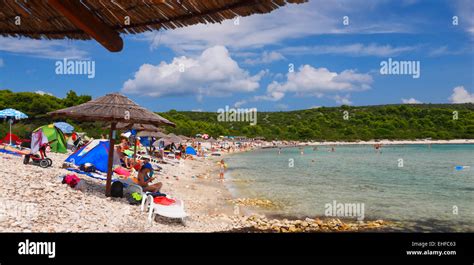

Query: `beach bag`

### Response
(111, 181, 124, 198)
(62, 174, 81, 188)
(127, 192, 142, 205)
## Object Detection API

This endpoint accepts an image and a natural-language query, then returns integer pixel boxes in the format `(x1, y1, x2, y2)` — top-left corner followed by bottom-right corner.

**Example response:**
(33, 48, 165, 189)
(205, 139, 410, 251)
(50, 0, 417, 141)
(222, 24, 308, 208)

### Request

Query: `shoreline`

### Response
(262, 139, 474, 149)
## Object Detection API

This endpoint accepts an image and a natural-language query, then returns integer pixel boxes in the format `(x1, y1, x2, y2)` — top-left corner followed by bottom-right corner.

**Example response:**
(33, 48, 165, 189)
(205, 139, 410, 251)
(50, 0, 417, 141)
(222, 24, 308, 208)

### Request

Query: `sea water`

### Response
(225, 144, 474, 232)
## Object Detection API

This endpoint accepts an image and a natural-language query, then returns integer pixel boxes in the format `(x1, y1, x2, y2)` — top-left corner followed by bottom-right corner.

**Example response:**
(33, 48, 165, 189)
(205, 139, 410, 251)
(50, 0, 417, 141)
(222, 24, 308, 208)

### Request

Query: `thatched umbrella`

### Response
(0, 0, 307, 52)
(137, 130, 167, 138)
(136, 130, 168, 155)
(178, 135, 191, 141)
(49, 93, 174, 196)
(116, 122, 160, 132)
(116, 122, 162, 163)
(166, 133, 183, 144)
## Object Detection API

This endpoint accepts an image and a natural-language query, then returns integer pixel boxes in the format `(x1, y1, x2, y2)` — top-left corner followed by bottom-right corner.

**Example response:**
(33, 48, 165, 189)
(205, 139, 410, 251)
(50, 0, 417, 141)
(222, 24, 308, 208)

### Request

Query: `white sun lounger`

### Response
(143, 195, 187, 225)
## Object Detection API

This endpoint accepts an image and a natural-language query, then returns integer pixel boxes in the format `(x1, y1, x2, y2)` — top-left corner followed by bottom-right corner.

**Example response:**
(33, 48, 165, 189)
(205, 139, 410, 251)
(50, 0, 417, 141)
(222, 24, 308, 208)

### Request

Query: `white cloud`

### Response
(234, 100, 247, 108)
(451, 0, 474, 37)
(449, 86, 474, 103)
(334, 95, 353, 105)
(0, 37, 88, 59)
(402, 98, 422, 104)
(142, 0, 412, 53)
(191, 109, 203, 112)
(35, 90, 53, 96)
(244, 51, 285, 65)
(279, 43, 418, 57)
(264, 65, 372, 101)
(122, 45, 264, 98)
(235, 65, 372, 106)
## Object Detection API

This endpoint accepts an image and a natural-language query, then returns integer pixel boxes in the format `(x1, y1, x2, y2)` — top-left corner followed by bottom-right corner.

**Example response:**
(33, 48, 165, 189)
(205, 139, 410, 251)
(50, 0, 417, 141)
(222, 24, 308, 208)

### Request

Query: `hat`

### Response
(141, 155, 151, 160)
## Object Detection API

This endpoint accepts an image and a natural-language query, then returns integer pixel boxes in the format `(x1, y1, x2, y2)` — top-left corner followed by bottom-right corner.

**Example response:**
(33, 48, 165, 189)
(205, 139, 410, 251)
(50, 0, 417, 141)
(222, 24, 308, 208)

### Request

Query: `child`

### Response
(218, 159, 227, 180)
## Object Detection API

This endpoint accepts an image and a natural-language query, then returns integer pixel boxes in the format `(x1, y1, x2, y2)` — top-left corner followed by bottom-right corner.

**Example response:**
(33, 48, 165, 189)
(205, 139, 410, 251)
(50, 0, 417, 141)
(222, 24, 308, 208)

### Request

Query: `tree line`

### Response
(1, 89, 473, 141)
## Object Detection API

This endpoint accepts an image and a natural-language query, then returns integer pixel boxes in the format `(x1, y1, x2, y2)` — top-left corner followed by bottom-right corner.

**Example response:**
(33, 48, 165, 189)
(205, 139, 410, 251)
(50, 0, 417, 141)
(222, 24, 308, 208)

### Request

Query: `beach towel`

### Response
(114, 166, 131, 177)
(31, 129, 49, 154)
(153, 196, 175, 205)
(0, 149, 21, 156)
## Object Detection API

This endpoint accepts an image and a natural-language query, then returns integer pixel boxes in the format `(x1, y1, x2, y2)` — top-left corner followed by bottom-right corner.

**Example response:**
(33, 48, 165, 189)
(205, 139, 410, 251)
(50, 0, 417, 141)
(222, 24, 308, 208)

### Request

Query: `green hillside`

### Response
(1, 89, 473, 141)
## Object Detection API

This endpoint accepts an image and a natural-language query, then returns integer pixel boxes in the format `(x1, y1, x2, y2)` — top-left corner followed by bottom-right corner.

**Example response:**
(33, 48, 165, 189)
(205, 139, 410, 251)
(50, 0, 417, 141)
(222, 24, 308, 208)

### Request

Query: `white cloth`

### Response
(30, 129, 49, 154)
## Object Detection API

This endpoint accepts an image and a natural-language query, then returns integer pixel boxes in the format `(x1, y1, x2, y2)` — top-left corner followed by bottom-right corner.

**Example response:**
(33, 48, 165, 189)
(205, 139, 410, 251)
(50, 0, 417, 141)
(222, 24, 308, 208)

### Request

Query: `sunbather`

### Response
(116, 145, 131, 168)
(137, 156, 162, 193)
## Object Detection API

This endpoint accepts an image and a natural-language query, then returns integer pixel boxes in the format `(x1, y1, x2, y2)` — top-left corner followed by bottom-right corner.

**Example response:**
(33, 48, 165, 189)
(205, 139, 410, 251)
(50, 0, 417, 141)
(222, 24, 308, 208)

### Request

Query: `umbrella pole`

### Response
(9, 120, 12, 145)
(133, 138, 137, 163)
(105, 122, 116, 196)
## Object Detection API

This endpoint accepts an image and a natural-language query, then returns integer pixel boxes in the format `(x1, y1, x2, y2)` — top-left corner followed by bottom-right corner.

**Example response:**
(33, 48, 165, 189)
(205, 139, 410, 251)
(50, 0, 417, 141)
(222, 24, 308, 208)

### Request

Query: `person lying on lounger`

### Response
(137, 156, 162, 193)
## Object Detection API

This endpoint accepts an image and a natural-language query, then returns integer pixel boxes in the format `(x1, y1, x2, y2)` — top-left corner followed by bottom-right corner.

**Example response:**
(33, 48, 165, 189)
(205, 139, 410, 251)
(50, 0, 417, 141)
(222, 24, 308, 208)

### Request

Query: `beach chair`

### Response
(143, 194, 187, 225)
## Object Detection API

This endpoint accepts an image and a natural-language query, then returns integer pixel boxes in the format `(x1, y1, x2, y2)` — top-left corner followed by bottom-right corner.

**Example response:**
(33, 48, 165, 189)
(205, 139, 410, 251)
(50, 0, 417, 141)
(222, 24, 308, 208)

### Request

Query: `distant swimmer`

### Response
(299, 147, 304, 155)
(313, 146, 318, 151)
(374, 143, 382, 154)
(278, 147, 282, 155)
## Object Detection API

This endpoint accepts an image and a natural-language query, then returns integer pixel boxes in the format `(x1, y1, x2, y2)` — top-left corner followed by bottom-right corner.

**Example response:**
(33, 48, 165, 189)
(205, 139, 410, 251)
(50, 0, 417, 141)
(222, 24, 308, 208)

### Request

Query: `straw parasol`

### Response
(116, 122, 160, 132)
(0, 0, 307, 52)
(166, 133, 182, 143)
(116, 122, 162, 163)
(49, 93, 174, 196)
(178, 135, 191, 141)
(137, 130, 167, 138)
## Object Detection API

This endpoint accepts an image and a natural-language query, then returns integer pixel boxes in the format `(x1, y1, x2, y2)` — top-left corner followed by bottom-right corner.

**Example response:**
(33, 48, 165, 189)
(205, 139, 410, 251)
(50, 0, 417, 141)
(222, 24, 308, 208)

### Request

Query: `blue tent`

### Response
(65, 140, 112, 173)
(185, 146, 197, 156)
(140, 136, 154, 147)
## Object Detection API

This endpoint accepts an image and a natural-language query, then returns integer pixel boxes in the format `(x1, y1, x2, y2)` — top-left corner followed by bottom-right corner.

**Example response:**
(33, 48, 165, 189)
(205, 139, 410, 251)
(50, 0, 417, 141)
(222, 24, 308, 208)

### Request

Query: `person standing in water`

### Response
(374, 143, 382, 154)
(218, 159, 227, 181)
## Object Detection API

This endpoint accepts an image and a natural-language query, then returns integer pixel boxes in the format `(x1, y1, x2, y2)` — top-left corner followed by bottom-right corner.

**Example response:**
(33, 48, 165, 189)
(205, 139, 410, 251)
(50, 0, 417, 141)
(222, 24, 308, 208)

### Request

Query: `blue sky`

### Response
(0, 0, 473, 112)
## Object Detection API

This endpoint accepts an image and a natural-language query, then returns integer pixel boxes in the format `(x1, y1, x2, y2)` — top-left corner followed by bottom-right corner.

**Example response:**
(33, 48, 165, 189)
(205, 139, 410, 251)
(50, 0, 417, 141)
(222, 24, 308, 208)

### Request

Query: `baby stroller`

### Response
(23, 141, 53, 168)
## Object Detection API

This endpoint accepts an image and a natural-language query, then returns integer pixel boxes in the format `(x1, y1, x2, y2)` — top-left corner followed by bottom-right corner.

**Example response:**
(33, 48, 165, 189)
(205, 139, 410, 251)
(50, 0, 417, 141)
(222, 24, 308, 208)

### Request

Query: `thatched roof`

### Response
(116, 122, 161, 131)
(0, 0, 307, 51)
(166, 133, 183, 143)
(137, 130, 168, 138)
(178, 134, 191, 140)
(49, 93, 175, 127)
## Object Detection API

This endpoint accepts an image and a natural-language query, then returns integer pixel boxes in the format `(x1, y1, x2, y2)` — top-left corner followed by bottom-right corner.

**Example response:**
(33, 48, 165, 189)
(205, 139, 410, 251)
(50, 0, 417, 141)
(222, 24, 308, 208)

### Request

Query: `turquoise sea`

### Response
(225, 144, 474, 232)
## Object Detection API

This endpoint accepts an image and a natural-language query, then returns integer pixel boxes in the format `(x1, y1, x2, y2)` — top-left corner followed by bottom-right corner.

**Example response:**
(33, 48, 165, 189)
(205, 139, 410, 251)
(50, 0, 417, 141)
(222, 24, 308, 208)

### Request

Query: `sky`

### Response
(0, 0, 473, 112)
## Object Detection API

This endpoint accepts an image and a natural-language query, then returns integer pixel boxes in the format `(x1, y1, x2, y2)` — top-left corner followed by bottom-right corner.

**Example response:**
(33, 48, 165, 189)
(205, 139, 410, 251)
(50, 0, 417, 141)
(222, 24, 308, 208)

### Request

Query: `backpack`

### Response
(110, 181, 124, 198)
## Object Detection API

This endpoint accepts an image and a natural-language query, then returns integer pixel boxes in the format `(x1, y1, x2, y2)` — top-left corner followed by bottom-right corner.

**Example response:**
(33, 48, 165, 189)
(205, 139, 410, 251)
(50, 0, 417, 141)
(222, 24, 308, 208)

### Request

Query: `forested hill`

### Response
(161, 104, 474, 140)
(1, 89, 473, 140)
